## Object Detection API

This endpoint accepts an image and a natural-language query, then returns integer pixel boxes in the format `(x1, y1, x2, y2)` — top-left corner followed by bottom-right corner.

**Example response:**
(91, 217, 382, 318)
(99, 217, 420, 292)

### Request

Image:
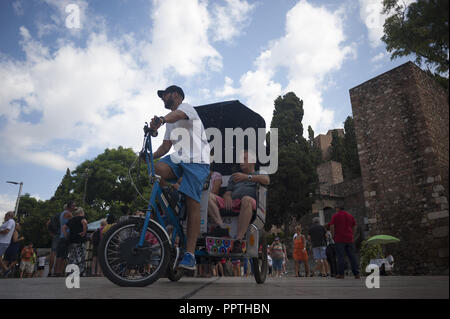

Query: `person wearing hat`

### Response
(150, 85, 210, 271)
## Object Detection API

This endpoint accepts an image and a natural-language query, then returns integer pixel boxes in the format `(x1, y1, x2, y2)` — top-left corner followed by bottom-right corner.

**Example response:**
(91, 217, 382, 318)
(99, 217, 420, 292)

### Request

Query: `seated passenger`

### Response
(207, 170, 230, 237)
(173, 171, 229, 237)
(209, 150, 270, 253)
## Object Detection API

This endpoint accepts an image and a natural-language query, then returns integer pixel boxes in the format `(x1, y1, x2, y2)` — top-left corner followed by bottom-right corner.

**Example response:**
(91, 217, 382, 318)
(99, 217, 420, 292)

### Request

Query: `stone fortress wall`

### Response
(349, 62, 449, 275)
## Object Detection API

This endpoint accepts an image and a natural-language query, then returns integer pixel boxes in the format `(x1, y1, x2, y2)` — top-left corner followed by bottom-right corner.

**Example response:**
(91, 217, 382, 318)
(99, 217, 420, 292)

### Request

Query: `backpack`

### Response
(47, 213, 61, 235)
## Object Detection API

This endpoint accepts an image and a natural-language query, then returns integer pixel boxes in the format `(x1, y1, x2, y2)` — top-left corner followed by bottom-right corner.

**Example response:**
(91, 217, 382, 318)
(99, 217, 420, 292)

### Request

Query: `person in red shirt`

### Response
(329, 206, 360, 279)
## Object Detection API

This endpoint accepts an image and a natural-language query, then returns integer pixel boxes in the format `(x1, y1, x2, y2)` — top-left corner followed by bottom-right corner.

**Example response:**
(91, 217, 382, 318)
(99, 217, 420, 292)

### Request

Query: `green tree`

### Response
(18, 146, 152, 248)
(267, 93, 318, 239)
(71, 146, 151, 218)
(382, 0, 449, 89)
(308, 125, 323, 167)
(330, 130, 346, 165)
(329, 118, 362, 180)
(16, 194, 52, 248)
(52, 168, 74, 203)
(343, 117, 361, 179)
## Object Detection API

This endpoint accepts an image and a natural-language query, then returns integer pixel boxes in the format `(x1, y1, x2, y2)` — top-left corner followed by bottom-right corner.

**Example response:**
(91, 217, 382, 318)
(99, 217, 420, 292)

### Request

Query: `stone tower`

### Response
(349, 62, 449, 275)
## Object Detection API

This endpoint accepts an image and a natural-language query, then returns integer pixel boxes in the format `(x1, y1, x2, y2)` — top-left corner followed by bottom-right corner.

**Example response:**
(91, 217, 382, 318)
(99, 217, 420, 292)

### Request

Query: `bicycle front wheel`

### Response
(98, 219, 171, 287)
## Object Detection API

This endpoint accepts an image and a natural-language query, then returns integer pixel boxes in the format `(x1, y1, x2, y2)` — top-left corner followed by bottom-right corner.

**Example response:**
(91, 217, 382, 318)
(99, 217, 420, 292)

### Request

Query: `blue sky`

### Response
(0, 0, 414, 218)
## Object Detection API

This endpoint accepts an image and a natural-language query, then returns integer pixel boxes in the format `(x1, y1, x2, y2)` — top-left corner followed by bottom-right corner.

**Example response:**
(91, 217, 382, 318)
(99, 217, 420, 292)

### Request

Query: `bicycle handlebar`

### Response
(144, 117, 161, 137)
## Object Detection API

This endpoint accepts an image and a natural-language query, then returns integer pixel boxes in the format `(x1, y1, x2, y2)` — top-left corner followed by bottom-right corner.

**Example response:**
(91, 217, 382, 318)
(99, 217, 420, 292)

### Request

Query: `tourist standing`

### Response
(325, 224, 337, 277)
(63, 207, 88, 276)
(308, 217, 329, 277)
(269, 237, 286, 278)
(0, 212, 16, 274)
(293, 225, 309, 277)
(329, 206, 360, 279)
(2, 222, 24, 277)
(20, 243, 35, 278)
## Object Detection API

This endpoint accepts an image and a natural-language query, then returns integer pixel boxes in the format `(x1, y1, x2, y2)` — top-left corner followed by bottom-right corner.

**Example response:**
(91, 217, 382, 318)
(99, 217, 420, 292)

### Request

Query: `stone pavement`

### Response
(0, 275, 448, 299)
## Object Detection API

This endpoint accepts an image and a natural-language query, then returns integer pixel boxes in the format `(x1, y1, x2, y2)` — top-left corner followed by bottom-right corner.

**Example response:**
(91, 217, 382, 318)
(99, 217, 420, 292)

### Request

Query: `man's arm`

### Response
(231, 173, 270, 185)
(80, 219, 88, 237)
(163, 110, 188, 123)
(252, 174, 270, 185)
(153, 140, 173, 159)
(223, 191, 233, 210)
(62, 224, 68, 239)
(0, 228, 9, 235)
(150, 110, 188, 131)
(330, 224, 335, 238)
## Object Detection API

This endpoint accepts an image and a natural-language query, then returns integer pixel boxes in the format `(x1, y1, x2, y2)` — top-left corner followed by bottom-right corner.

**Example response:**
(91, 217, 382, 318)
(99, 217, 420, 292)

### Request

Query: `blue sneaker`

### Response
(178, 252, 196, 271)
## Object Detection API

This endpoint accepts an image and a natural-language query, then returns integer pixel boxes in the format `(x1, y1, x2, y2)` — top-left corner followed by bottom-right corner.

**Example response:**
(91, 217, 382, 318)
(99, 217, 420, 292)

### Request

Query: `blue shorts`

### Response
(159, 155, 210, 203)
(0, 243, 9, 256)
(313, 246, 327, 260)
(272, 258, 283, 271)
(51, 235, 59, 252)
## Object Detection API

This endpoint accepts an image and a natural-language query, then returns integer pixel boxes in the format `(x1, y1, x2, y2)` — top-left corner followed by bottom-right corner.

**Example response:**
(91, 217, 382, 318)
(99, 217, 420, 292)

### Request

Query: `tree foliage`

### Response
(330, 116, 361, 180)
(17, 147, 151, 248)
(382, 0, 449, 89)
(266, 93, 318, 239)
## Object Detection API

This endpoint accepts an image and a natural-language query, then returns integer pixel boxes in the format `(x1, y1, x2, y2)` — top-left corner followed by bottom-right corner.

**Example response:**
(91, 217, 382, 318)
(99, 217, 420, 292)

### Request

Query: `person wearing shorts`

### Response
(208, 150, 270, 254)
(20, 243, 35, 278)
(270, 237, 286, 278)
(308, 217, 329, 277)
(150, 85, 210, 271)
(0, 211, 16, 274)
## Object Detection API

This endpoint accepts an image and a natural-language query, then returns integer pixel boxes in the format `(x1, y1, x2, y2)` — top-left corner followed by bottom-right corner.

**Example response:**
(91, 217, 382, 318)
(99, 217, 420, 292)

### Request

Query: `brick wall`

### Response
(349, 61, 449, 275)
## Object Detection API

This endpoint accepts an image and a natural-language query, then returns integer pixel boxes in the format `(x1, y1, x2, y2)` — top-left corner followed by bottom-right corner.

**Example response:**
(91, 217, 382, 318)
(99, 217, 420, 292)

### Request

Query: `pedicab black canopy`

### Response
(194, 100, 267, 176)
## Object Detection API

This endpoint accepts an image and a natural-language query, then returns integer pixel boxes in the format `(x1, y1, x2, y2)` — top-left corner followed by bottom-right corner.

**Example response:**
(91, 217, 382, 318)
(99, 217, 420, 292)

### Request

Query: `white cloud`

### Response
(0, 28, 162, 170)
(211, 0, 256, 43)
(0, 0, 256, 173)
(0, 194, 16, 222)
(37, 0, 107, 38)
(359, 0, 416, 48)
(217, 0, 354, 135)
(12, 0, 24, 16)
(371, 51, 386, 62)
(141, 0, 222, 77)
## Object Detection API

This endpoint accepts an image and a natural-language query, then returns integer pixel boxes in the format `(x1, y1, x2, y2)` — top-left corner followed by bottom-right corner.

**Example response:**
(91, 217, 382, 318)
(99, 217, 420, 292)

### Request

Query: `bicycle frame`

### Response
(137, 127, 185, 249)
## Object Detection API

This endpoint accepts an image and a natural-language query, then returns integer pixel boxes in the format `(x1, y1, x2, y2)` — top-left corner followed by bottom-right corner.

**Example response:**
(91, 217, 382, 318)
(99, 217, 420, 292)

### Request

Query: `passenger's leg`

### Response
(236, 196, 254, 240)
(207, 195, 224, 226)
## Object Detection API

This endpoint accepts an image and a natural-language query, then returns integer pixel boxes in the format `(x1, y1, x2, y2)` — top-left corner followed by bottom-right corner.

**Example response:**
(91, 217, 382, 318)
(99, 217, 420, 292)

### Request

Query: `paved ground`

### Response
(0, 275, 448, 299)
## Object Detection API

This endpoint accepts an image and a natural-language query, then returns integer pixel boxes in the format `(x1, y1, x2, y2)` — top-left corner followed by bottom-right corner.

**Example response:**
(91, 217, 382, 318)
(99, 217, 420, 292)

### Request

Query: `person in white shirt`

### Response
(0, 212, 16, 272)
(36, 254, 47, 277)
(150, 85, 210, 271)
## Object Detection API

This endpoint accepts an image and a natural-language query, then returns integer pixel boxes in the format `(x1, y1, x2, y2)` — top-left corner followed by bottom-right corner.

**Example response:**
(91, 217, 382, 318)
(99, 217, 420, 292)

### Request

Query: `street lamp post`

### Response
(6, 181, 23, 218)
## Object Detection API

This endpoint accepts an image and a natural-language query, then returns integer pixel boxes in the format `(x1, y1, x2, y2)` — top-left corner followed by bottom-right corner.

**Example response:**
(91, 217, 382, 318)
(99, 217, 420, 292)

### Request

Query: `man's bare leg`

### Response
(49, 251, 56, 275)
(185, 196, 200, 254)
(236, 196, 254, 240)
(155, 162, 177, 185)
(208, 195, 225, 226)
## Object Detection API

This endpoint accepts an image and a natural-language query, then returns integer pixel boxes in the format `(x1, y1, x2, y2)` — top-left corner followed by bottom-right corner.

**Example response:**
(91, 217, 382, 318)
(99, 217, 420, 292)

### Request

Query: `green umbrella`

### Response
(367, 235, 400, 245)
